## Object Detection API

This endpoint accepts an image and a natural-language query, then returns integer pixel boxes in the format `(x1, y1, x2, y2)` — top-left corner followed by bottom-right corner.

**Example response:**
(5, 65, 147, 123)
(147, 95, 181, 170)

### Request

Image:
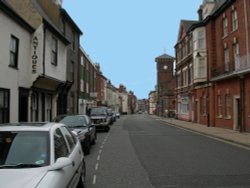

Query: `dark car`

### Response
(54, 114, 96, 155)
(89, 107, 111, 132)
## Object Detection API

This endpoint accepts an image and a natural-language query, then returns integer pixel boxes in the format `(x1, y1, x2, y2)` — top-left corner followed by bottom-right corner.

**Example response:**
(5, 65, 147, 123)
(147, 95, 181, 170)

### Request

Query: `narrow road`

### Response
(85, 114, 250, 188)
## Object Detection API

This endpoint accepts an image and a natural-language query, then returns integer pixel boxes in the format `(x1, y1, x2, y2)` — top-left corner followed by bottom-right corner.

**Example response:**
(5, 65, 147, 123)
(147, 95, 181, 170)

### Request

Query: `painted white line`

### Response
(95, 163, 99, 170)
(97, 155, 100, 161)
(93, 175, 96, 184)
(99, 149, 102, 154)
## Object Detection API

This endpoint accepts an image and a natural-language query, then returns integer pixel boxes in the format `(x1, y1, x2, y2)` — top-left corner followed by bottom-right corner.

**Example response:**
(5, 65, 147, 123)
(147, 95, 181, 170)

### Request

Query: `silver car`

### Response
(0, 122, 86, 188)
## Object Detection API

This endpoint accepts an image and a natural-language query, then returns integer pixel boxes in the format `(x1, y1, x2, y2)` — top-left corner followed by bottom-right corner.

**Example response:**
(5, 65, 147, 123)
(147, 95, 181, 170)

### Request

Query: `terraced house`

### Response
(175, 0, 250, 132)
(2, 0, 79, 122)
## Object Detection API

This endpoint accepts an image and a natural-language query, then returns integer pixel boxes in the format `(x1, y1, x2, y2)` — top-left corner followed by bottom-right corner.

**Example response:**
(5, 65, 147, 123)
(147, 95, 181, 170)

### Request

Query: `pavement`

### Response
(150, 115, 250, 150)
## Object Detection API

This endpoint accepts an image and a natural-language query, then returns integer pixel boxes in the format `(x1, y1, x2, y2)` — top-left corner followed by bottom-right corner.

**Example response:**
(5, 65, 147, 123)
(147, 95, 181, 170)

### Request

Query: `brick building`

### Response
(155, 53, 176, 117)
(205, 0, 250, 131)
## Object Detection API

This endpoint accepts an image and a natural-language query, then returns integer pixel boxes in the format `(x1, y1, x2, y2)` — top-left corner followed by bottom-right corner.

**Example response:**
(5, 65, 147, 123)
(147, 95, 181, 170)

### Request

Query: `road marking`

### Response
(99, 149, 102, 154)
(95, 163, 99, 170)
(93, 175, 96, 184)
(97, 155, 100, 161)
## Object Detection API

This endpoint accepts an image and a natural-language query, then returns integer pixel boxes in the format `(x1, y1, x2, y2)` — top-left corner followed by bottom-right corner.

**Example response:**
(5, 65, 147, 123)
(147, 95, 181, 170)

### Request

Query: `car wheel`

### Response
(77, 160, 86, 188)
(83, 138, 91, 155)
(91, 133, 97, 145)
(105, 126, 110, 132)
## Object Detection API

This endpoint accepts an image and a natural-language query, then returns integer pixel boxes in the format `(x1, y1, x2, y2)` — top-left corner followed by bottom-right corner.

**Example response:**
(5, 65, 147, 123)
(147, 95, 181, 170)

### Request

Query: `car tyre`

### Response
(105, 126, 110, 132)
(77, 160, 86, 188)
(91, 133, 97, 145)
(83, 138, 91, 155)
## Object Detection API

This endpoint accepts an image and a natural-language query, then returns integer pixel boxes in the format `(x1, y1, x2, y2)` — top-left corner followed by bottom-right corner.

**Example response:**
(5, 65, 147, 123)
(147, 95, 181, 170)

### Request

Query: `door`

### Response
(19, 88, 29, 122)
(234, 96, 240, 130)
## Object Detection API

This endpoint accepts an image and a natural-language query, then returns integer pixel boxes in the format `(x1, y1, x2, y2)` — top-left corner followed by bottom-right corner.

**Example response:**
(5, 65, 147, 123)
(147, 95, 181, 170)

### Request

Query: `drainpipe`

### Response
(244, 0, 249, 62)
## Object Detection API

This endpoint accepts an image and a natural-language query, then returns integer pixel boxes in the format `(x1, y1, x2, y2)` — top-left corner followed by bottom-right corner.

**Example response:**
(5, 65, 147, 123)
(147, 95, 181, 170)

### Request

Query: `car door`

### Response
(60, 126, 83, 188)
(51, 127, 78, 188)
(84, 115, 95, 141)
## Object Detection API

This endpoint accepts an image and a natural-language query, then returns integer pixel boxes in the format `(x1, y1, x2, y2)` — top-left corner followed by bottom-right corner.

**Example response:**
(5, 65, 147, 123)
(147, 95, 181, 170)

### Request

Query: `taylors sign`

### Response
(32, 36, 38, 74)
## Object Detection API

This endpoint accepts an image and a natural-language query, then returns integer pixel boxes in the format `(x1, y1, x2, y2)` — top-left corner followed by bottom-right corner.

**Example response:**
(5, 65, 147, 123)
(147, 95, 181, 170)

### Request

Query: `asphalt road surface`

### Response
(84, 114, 250, 188)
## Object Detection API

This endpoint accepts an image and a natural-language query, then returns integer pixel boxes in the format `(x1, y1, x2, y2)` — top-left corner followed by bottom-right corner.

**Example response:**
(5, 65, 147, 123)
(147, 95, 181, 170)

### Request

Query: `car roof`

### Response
(0, 122, 65, 132)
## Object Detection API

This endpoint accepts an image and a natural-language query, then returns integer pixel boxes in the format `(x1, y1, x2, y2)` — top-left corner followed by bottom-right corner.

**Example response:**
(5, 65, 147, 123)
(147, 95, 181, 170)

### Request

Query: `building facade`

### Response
(205, 0, 250, 131)
(155, 53, 176, 117)
(0, 0, 34, 123)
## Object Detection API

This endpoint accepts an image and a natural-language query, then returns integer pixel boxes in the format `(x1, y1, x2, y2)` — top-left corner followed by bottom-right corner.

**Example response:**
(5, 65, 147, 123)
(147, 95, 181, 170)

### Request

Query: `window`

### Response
(9, 35, 19, 68)
(233, 42, 239, 66)
(60, 127, 76, 151)
(0, 131, 49, 166)
(225, 94, 231, 118)
(223, 17, 228, 36)
(62, 20, 66, 34)
(217, 95, 222, 117)
(72, 30, 75, 51)
(51, 37, 58, 65)
(198, 30, 205, 49)
(198, 57, 206, 77)
(224, 46, 230, 72)
(232, 10, 238, 31)
(202, 95, 207, 114)
(181, 98, 189, 114)
(46, 94, 52, 121)
(31, 92, 38, 122)
(54, 128, 69, 160)
(70, 61, 74, 82)
(0, 89, 9, 123)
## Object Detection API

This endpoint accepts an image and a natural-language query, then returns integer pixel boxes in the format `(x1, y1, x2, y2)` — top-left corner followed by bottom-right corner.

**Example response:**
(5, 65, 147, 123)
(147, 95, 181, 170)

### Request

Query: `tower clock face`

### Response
(163, 65, 168, 70)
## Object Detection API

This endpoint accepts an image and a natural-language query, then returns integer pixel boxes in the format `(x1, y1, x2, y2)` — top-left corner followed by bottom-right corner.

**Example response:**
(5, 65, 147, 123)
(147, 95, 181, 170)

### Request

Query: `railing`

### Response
(235, 54, 250, 72)
(211, 54, 250, 78)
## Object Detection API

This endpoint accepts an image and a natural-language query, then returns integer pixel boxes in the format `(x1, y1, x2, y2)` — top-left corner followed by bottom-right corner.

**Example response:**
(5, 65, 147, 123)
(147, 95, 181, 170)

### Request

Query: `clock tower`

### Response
(155, 53, 175, 117)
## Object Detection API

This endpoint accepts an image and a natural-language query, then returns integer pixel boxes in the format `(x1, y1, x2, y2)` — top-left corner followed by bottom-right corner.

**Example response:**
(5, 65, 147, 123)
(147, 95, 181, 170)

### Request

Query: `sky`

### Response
(63, 0, 202, 99)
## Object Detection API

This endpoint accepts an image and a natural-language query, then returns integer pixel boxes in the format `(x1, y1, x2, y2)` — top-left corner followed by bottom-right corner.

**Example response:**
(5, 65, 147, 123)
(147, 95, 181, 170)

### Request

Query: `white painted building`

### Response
(0, 0, 69, 123)
(0, 1, 34, 123)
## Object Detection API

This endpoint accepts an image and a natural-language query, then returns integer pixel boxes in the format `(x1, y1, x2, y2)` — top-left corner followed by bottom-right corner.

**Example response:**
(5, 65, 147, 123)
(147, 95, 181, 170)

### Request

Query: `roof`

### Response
(0, 122, 64, 132)
(0, 0, 34, 33)
(176, 19, 198, 42)
(155, 53, 175, 61)
(60, 8, 83, 35)
(31, 0, 70, 44)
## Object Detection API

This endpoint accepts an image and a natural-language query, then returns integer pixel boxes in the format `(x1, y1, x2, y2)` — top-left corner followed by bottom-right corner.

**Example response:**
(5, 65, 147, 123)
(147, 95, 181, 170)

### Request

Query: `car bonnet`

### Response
(0, 167, 48, 188)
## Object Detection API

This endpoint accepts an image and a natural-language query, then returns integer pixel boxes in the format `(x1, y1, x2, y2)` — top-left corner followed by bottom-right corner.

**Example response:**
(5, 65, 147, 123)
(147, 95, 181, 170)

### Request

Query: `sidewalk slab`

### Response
(151, 115, 250, 149)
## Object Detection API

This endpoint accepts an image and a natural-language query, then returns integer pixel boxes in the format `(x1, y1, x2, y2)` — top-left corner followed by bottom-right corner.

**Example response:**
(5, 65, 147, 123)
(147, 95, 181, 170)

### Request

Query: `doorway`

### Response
(233, 96, 240, 130)
(19, 88, 29, 122)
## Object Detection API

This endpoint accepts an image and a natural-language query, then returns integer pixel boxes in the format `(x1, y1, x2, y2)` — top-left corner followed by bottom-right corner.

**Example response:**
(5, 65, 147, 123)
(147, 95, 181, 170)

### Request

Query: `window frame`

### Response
(51, 36, 58, 66)
(232, 9, 238, 31)
(9, 35, 19, 68)
(223, 17, 228, 37)
(217, 95, 222, 118)
(0, 89, 10, 123)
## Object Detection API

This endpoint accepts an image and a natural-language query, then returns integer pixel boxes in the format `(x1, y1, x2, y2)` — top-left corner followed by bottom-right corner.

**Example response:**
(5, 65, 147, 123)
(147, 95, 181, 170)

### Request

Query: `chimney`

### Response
(198, 5, 203, 21)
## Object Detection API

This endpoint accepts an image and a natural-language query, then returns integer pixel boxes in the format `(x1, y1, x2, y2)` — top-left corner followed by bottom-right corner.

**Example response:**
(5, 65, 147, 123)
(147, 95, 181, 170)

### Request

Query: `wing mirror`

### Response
(49, 157, 73, 171)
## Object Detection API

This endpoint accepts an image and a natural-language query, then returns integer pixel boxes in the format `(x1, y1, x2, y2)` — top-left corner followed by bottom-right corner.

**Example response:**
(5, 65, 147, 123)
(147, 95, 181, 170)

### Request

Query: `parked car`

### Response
(107, 108, 116, 124)
(89, 106, 111, 132)
(116, 112, 120, 119)
(0, 122, 86, 188)
(54, 114, 96, 155)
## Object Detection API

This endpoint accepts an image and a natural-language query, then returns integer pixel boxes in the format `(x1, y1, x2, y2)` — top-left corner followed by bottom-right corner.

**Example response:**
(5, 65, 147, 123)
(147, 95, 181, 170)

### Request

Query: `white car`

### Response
(0, 122, 86, 188)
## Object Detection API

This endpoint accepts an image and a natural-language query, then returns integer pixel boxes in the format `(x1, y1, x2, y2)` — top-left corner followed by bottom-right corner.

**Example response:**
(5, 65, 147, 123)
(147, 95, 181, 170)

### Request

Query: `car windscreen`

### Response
(0, 131, 49, 168)
(59, 116, 88, 128)
(90, 108, 107, 116)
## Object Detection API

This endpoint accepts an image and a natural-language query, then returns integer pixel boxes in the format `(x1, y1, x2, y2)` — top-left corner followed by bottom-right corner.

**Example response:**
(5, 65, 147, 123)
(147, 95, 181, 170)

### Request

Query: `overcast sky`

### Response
(63, 0, 201, 99)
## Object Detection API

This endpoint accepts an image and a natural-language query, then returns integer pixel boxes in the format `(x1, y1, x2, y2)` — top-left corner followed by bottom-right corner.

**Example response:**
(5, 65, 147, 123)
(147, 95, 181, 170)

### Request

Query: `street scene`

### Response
(1, 0, 250, 187)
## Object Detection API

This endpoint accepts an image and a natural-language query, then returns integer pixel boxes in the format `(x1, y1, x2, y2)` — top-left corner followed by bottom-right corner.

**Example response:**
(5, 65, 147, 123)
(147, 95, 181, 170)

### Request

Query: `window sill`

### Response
(8, 65, 18, 70)
(225, 116, 231, 120)
(216, 115, 223, 119)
